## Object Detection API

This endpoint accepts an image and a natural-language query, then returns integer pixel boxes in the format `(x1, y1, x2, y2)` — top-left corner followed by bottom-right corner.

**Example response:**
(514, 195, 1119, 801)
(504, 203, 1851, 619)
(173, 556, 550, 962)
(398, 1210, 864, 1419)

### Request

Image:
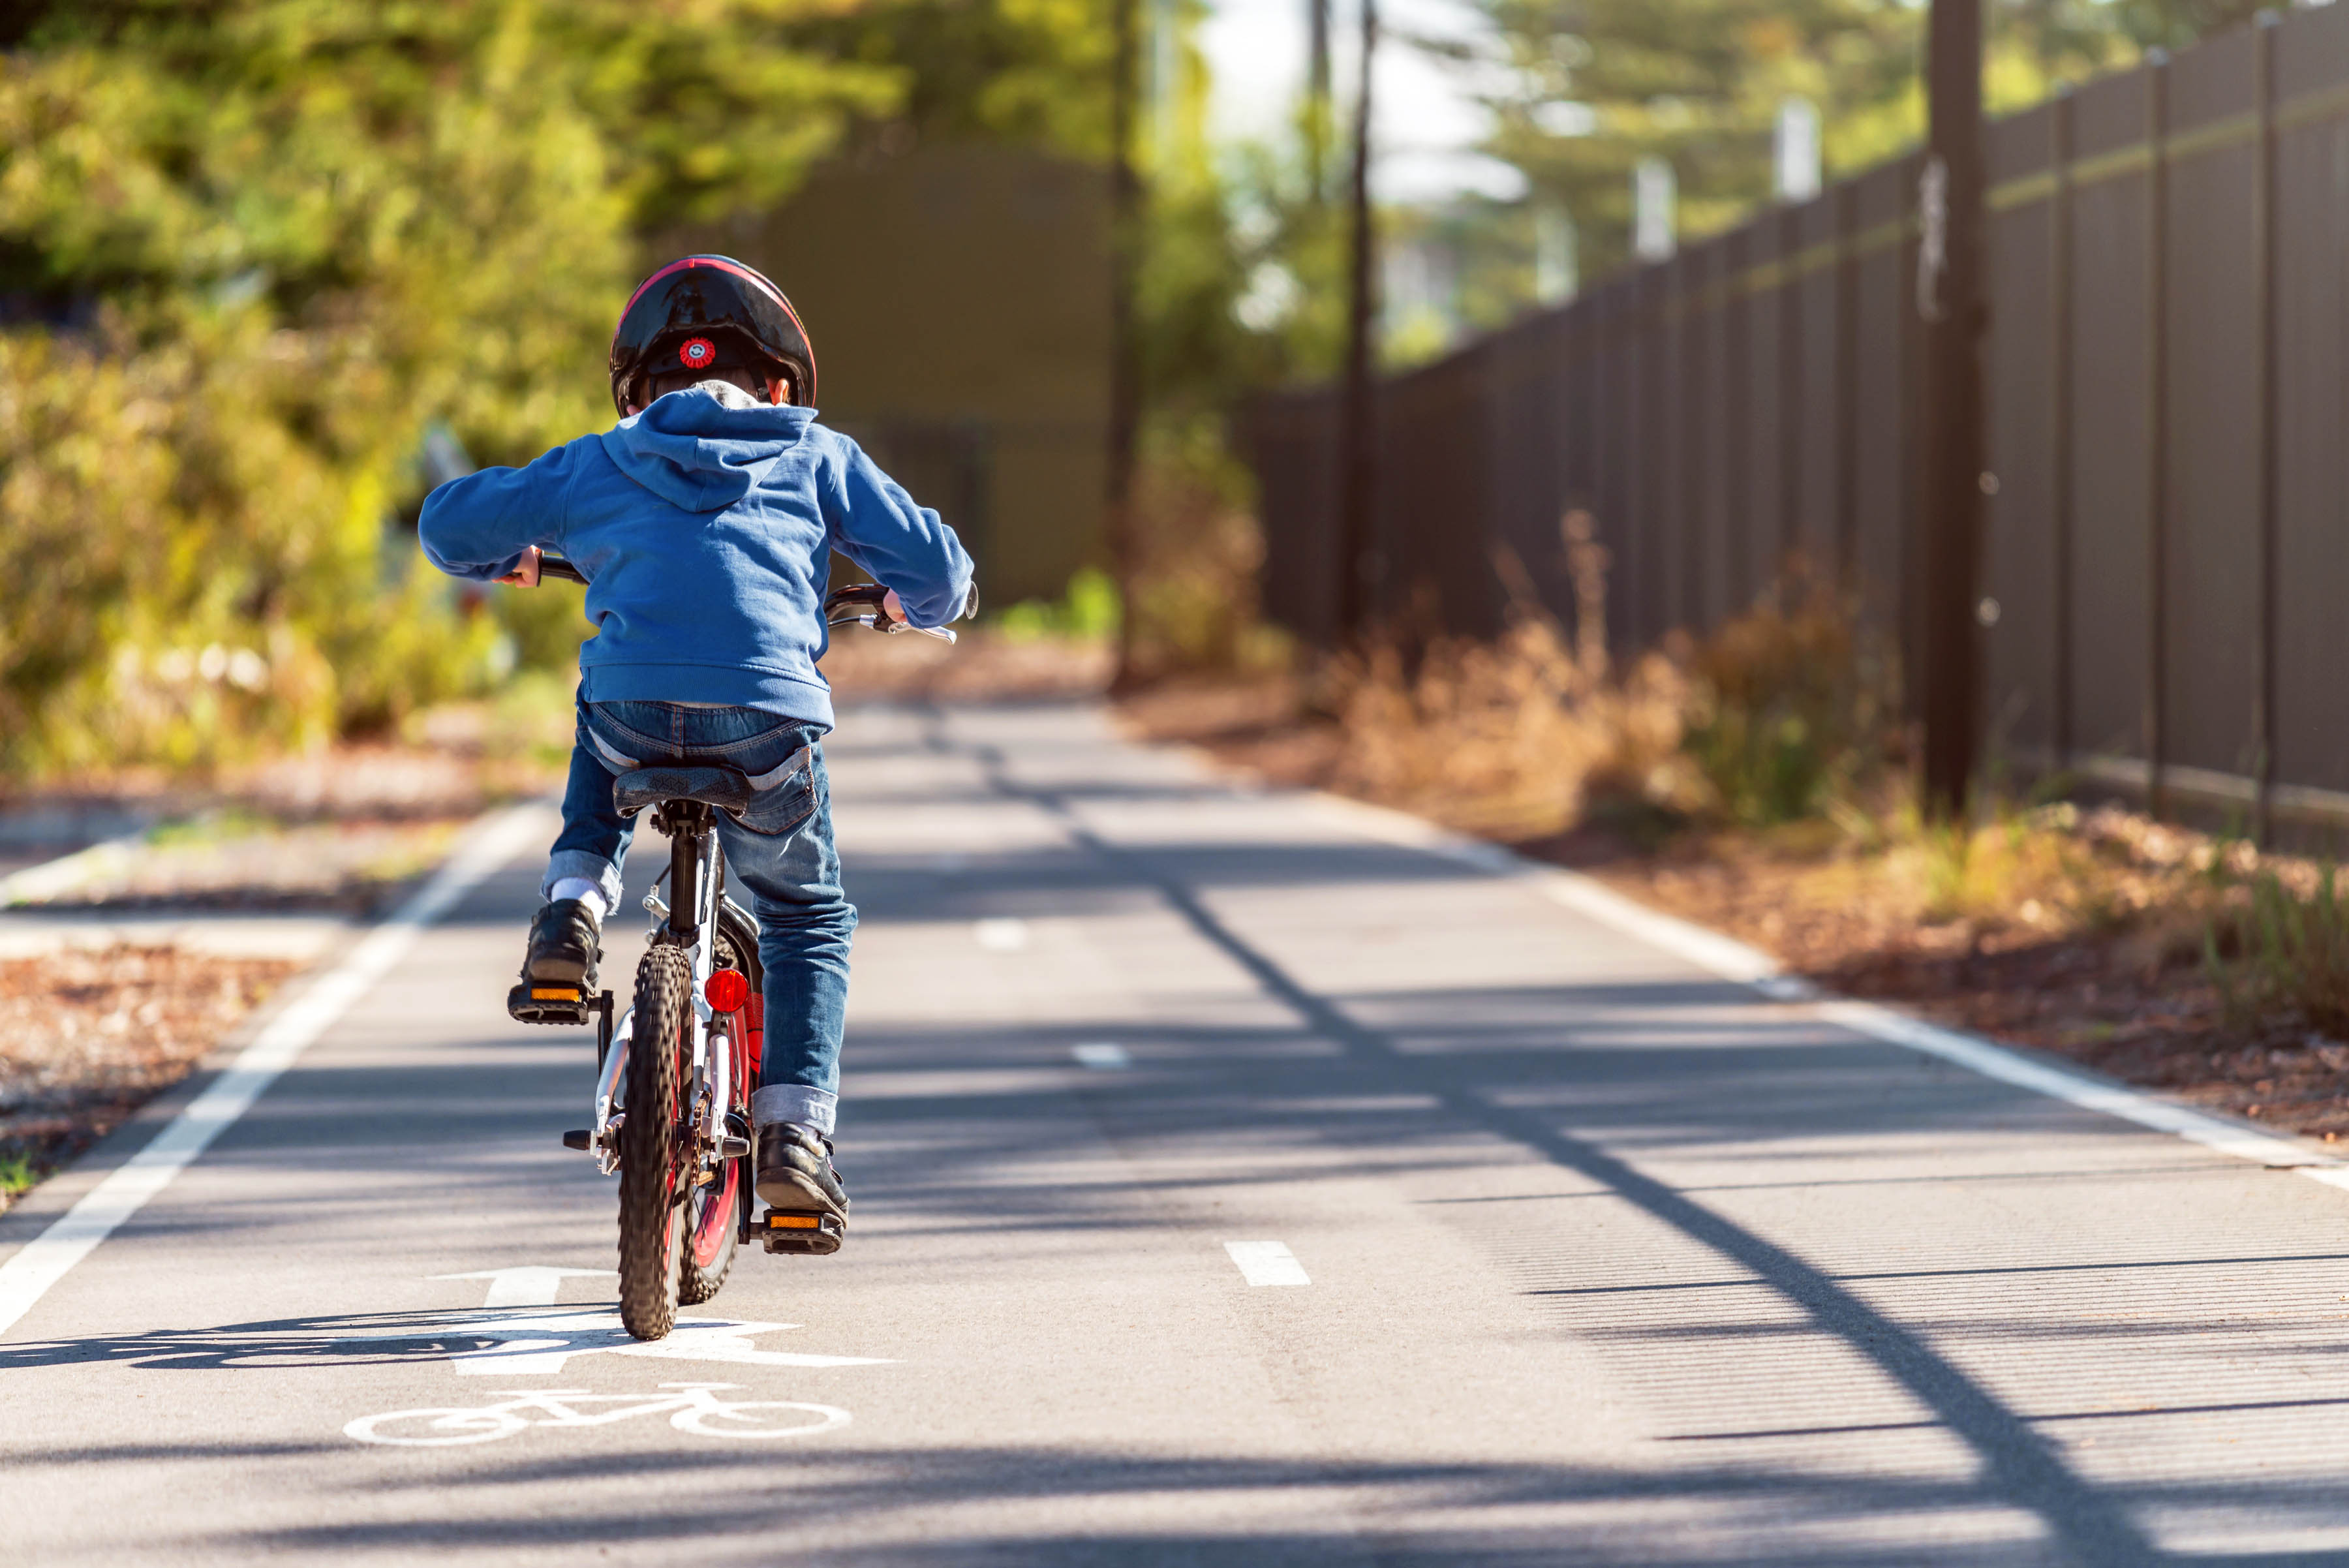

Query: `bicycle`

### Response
(508, 559, 954, 1340)
(343, 1381, 850, 1446)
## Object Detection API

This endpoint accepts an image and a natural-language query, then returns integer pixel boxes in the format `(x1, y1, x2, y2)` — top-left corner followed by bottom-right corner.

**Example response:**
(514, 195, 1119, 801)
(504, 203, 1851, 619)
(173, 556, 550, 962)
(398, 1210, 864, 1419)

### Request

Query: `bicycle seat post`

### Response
(658, 801, 712, 944)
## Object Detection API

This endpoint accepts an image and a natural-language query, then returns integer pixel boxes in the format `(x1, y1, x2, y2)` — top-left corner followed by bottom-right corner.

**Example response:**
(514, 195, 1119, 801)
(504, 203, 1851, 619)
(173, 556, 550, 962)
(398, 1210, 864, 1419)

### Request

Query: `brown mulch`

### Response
(0, 947, 296, 1212)
(1118, 675, 2347, 1150)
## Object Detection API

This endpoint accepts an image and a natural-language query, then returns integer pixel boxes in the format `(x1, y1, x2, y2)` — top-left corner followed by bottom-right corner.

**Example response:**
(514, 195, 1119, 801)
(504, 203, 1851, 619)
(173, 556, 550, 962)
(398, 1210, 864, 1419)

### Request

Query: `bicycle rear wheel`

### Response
(680, 910, 760, 1304)
(618, 944, 691, 1340)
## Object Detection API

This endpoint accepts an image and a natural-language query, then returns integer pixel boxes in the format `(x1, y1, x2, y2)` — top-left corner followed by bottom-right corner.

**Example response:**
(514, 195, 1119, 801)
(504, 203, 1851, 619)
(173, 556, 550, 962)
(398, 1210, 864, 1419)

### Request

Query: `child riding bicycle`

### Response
(416, 255, 975, 1237)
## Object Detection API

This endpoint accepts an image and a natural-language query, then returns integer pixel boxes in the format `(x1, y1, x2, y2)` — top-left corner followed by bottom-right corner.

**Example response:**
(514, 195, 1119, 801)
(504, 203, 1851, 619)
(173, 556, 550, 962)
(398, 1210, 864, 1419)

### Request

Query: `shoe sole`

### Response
(525, 953, 596, 985)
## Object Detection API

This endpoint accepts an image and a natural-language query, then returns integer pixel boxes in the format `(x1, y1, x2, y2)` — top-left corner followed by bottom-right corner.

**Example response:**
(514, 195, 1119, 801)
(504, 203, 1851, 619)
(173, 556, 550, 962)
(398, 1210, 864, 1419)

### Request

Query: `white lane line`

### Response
(1071, 1041, 1131, 1069)
(0, 801, 549, 1340)
(1223, 1240, 1312, 1287)
(1308, 790, 2349, 1184)
(974, 917, 1030, 952)
(0, 827, 150, 908)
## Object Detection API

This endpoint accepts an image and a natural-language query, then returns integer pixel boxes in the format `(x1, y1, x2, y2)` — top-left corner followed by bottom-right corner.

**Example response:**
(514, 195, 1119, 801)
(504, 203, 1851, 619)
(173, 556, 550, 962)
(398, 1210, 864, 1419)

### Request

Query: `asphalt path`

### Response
(8, 700, 2349, 1566)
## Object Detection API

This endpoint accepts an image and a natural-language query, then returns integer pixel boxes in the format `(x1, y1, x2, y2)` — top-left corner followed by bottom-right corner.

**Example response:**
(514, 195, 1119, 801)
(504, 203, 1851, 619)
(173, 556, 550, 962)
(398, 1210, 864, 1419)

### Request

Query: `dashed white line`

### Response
(1071, 1042, 1131, 1069)
(1223, 1240, 1311, 1287)
(974, 917, 1030, 952)
(0, 802, 550, 1340)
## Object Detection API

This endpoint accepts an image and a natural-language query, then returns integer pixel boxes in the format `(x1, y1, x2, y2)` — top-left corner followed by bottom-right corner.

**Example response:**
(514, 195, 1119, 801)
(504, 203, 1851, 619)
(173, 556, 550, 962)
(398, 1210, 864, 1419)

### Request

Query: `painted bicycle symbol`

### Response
(343, 1381, 850, 1447)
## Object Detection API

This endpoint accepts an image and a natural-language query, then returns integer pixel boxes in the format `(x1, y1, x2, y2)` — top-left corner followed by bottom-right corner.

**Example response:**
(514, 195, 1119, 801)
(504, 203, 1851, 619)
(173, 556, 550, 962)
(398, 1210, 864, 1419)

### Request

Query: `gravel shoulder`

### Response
(0, 701, 569, 1212)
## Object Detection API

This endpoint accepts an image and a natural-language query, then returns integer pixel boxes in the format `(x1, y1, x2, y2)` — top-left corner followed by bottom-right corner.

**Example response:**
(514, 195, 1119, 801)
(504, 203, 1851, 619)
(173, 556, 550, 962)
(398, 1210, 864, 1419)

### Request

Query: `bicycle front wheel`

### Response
(617, 943, 691, 1340)
(671, 1400, 852, 1439)
(345, 1406, 529, 1447)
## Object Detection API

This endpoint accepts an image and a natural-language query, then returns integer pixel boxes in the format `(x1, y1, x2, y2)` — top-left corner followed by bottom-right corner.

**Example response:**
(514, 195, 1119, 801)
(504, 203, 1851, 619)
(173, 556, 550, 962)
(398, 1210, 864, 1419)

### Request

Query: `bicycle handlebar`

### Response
(823, 581, 957, 643)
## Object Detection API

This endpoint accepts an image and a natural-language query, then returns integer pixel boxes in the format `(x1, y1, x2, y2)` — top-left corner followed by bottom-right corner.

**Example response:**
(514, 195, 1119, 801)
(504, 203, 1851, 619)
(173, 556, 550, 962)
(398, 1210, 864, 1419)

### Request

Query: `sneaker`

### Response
(508, 899, 602, 1022)
(523, 897, 602, 987)
(756, 1121, 849, 1218)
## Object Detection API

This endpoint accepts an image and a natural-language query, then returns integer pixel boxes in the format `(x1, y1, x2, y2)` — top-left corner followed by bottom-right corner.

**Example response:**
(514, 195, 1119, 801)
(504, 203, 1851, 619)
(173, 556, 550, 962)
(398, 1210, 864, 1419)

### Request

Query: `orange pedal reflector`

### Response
(766, 1212, 821, 1230)
(704, 968, 750, 1013)
(530, 987, 581, 1001)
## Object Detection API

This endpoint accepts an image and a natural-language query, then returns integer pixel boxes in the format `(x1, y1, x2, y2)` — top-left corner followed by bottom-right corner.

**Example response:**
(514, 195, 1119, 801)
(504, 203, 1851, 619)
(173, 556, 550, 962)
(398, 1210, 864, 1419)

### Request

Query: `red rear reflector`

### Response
(705, 969, 750, 1012)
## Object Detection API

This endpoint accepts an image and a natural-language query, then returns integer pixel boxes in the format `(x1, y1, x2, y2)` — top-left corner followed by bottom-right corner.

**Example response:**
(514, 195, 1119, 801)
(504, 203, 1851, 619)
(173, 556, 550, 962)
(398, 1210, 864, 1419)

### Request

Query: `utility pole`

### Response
(1306, 0, 1332, 199)
(1107, 0, 1144, 689)
(1334, 0, 1379, 644)
(1915, 0, 1986, 818)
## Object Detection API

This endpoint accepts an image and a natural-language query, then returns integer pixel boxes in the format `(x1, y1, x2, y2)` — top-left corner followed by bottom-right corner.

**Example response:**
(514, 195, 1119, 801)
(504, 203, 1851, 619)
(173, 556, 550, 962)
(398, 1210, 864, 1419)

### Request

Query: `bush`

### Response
(0, 1, 893, 778)
(2207, 865, 2349, 1034)
(1679, 571, 1894, 828)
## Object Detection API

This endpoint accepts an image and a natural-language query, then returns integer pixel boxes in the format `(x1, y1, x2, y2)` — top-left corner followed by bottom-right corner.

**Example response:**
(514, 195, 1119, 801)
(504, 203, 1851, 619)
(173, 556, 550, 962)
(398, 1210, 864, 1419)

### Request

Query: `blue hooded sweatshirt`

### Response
(418, 386, 974, 730)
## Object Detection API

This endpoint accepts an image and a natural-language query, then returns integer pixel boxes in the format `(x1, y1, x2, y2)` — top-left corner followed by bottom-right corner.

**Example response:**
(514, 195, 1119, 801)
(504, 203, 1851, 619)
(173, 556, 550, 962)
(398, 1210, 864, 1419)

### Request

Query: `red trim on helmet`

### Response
(613, 256, 803, 345)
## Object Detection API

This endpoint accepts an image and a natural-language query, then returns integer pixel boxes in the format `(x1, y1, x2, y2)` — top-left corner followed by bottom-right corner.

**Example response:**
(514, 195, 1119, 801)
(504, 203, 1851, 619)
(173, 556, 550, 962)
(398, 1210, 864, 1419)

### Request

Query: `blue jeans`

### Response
(545, 698, 854, 1135)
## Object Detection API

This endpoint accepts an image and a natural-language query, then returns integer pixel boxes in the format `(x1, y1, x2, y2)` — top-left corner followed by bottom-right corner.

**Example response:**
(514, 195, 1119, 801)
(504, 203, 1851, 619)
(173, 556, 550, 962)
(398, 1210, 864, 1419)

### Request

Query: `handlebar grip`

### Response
(821, 581, 891, 617)
(538, 555, 587, 585)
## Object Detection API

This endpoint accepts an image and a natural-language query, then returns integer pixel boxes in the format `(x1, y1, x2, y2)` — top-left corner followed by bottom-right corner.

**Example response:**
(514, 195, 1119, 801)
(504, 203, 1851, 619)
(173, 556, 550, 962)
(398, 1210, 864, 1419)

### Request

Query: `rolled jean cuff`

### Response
(752, 1084, 837, 1135)
(542, 850, 624, 913)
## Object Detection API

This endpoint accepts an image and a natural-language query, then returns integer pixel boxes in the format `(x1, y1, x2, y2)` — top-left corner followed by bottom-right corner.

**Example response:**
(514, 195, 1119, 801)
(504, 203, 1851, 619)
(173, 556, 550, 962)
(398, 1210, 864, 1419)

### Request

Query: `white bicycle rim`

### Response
(671, 1400, 851, 1439)
(344, 1406, 530, 1447)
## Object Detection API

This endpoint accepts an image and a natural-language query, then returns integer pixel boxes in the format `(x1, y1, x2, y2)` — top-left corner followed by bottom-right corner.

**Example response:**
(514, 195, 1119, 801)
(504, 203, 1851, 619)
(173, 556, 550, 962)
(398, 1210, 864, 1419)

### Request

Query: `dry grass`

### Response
(1123, 525, 2349, 1145)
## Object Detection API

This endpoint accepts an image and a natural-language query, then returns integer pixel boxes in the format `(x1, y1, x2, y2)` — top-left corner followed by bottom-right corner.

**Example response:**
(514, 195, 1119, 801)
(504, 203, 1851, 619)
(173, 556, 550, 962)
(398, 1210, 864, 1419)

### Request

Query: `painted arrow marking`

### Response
(436, 1312, 897, 1376)
(433, 1266, 613, 1308)
(418, 1267, 894, 1376)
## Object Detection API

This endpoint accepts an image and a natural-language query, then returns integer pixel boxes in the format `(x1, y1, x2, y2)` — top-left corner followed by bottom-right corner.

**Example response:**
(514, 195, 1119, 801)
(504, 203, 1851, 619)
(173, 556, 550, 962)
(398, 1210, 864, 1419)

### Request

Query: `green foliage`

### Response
(2207, 866, 2349, 1035)
(1465, 0, 2194, 282)
(0, 0, 894, 775)
(993, 566, 1122, 641)
(790, 0, 1114, 157)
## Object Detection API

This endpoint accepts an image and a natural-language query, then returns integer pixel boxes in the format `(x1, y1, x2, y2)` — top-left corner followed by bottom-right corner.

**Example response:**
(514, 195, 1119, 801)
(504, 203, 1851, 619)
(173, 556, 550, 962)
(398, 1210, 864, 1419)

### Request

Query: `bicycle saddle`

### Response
(613, 765, 756, 818)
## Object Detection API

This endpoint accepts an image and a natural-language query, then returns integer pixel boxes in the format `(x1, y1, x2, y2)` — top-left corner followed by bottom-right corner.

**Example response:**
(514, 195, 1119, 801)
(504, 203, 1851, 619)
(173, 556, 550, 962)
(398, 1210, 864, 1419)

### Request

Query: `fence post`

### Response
(2144, 52, 2170, 819)
(1641, 269, 1665, 645)
(1835, 181, 1860, 583)
(1779, 205, 1804, 581)
(1726, 230, 1751, 608)
(2051, 87, 2076, 771)
(1679, 258, 1702, 630)
(2252, 14, 2280, 842)
(1916, 0, 1989, 817)
(1334, 0, 1380, 642)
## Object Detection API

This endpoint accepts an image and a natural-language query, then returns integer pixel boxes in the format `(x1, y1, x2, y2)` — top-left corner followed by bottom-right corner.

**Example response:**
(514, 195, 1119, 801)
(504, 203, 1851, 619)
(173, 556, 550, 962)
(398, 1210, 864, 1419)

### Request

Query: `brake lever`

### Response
(826, 611, 956, 643)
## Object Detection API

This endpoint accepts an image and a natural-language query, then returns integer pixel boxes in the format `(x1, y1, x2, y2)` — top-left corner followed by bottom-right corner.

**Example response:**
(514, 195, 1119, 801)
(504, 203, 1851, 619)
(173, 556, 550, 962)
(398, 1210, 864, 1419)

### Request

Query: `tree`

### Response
(0, 0, 894, 769)
(1456, 0, 2153, 282)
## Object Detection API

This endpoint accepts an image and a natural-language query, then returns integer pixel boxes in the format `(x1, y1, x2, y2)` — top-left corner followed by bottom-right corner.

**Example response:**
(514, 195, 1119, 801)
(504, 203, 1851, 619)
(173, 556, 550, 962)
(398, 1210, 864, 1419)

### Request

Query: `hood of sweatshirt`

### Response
(596, 384, 820, 512)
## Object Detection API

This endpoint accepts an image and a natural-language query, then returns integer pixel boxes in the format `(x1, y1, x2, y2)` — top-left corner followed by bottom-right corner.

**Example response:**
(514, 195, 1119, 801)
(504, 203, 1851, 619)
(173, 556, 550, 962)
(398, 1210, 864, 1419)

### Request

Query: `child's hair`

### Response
(645, 361, 795, 407)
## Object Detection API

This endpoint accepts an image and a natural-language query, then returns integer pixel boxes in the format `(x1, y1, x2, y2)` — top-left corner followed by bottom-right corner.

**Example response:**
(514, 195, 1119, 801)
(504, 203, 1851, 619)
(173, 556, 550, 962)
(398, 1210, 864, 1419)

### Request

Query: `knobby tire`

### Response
(679, 913, 760, 1304)
(618, 943, 691, 1340)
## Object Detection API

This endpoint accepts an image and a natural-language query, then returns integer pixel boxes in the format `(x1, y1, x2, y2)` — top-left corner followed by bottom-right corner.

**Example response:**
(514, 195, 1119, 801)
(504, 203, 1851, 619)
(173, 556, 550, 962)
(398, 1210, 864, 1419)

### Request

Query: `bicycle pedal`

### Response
(561, 1129, 592, 1152)
(760, 1209, 844, 1255)
(507, 983, 592, 1026)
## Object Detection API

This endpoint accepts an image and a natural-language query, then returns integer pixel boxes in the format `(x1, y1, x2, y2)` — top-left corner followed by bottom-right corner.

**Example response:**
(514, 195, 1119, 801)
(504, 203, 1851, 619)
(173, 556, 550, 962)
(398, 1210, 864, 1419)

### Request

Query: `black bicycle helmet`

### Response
(607, 254, 818, 416)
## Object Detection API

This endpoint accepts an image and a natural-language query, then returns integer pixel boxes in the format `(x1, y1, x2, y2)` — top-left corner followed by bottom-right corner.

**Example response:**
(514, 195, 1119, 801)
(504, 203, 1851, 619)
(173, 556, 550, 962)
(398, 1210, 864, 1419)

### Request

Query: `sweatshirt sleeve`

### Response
(816, 429, 976, 629)
(416, 438, 581, 582)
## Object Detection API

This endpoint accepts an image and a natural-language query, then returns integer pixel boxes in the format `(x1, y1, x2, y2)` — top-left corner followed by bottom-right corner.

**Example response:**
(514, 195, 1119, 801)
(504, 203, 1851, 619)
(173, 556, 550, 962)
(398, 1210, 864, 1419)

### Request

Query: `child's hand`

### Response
(496, 546, 542, 587)
(881, 588, 907, 625)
